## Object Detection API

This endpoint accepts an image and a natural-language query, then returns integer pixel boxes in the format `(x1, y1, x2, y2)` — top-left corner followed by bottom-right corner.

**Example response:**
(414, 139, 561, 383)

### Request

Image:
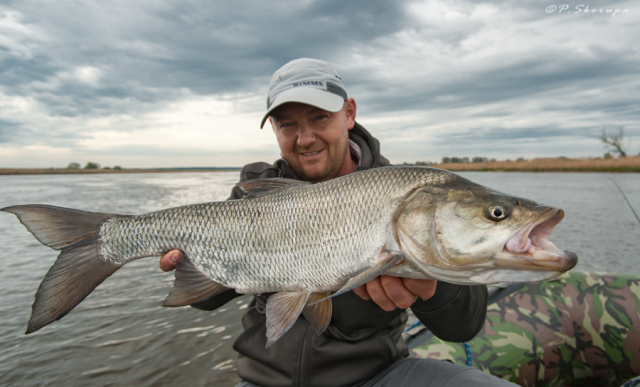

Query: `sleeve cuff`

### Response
(190, 289, 242, 311)
(411, 281, 462, 313)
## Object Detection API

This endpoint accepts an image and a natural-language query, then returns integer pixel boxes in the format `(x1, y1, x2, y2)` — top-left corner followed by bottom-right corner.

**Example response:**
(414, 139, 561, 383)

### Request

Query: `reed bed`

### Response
(2, 157, 639, 175)
(439, 156, 640, 172)
(0, 168, 239, 175)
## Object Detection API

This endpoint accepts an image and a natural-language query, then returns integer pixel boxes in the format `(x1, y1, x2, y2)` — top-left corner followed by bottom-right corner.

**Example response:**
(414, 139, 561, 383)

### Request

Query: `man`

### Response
(159, 59, 515, 387)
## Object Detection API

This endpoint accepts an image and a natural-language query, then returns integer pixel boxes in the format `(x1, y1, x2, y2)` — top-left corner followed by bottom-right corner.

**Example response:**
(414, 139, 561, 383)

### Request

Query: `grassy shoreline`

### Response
(0, 168, 241, 176)
(437, 156, 640, 172)
(2, 156, 639, 175)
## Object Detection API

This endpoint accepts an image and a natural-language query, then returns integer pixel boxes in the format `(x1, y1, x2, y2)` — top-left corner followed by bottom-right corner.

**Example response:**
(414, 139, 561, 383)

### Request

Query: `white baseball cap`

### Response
(260, 58, 348, 128)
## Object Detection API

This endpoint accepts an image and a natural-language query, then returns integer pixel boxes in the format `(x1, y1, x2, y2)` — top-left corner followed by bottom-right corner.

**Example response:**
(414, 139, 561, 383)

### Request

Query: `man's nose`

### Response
(297, 124, 315, 147)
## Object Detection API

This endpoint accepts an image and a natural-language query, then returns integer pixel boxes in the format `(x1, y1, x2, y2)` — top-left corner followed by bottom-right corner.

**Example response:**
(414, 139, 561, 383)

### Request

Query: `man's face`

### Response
(269, 99, 356, 183)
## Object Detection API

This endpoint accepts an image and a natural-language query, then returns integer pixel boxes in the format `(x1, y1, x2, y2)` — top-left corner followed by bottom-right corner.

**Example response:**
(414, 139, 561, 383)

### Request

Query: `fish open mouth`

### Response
(501, 208, 577, 270)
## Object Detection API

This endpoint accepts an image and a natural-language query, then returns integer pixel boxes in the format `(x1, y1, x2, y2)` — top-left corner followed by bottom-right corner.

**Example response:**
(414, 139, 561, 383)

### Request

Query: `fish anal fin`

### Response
(238, 178, 310, 199)
(265, 291, 309, 348)
(302, 293, 332, 335)
(163, 258, 228, 307)
(310, 251, 405, 305)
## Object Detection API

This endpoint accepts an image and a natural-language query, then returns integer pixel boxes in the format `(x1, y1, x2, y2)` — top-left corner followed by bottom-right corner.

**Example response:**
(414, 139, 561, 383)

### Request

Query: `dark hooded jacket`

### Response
(192, 122, 488, 387)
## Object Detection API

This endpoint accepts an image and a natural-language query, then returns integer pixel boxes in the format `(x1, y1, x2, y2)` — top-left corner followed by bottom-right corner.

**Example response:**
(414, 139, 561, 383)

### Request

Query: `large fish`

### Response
(1, 166, 577, 347)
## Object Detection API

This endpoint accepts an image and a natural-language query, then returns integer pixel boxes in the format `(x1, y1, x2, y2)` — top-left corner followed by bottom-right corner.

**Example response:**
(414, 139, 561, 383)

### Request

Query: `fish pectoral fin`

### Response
(162, 258, 229, 307)
(302, 292, 332, 335)
(310, 251, 406, 305)
(237, 178, 310, 198)
(265, 291, 310, 348)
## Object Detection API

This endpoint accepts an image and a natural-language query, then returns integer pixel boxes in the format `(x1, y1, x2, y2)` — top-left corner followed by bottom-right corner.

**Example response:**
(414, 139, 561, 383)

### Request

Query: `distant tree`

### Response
(113, 165, 122, 170)
(67, 162, 80, 169)
(451, 157, 461, 163)
(103, 166, 111, 170)
(600, 126, 628, 157)
(472, 157, 488, 163)
(415, 161, 435, 166)
(516, 157, 525, 161)
(461, 157, 470, 163)
(490, 158, 496, 162)
(84, 162, 100, 169)
(442, 157, 451, 163)
(604, 152, 613, 159)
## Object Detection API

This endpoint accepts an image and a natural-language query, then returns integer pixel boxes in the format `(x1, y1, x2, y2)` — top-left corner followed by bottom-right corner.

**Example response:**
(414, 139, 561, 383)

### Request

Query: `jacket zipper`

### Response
(296, 323, 315, 387)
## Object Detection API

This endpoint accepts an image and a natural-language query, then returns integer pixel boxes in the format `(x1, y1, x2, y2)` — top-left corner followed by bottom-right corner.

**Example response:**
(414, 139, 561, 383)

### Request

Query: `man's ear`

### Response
(269, 116, 276, 133)
(345, 98, 357, 130)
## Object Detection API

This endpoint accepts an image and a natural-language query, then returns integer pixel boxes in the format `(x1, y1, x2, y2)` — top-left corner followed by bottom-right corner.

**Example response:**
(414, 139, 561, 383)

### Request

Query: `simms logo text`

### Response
(293, 81, 324, 87)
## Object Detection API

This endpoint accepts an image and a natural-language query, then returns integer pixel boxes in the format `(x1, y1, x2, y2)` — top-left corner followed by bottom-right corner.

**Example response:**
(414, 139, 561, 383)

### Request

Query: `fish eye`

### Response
(487, 204, 509, 221)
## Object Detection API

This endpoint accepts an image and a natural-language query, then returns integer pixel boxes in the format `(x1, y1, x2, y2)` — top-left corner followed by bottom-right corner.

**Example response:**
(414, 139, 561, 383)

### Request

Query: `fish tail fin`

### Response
(1, 205, 122, 334)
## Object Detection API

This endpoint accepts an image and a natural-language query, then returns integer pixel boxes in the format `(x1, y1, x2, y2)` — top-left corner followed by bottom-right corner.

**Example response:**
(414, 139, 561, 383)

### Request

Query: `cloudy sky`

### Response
(1, 0, 638, 168)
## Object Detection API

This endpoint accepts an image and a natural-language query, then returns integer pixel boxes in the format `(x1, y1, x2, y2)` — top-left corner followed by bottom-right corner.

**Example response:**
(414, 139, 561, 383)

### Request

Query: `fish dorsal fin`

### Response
(302, 292, 332, 335)
(309, 250, 405, 305)
(238, 178, 310, 198)
(163, 258, 229, 307)
(265, 291, 310, 348)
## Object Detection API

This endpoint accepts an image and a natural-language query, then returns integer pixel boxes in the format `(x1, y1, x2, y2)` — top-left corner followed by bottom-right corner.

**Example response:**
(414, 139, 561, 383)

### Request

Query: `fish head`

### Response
(394, 182, 578, 284)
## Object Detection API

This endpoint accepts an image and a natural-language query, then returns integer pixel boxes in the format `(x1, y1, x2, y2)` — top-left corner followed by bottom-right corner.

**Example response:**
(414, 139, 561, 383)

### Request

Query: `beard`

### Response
(288, 139, 350, 183)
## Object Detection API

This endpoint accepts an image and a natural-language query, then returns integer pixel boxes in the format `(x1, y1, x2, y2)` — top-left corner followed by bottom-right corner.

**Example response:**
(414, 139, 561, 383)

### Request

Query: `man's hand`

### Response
(159, 250, 184, 272)
(353, 276, 437, 311)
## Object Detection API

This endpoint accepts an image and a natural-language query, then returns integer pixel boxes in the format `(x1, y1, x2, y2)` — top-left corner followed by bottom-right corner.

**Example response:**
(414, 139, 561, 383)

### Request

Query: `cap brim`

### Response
(260, 88, 345, 129)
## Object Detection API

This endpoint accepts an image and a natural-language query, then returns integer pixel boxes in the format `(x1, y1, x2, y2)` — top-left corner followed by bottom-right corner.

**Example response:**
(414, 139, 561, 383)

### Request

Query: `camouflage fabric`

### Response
(413, 271, 640, 386)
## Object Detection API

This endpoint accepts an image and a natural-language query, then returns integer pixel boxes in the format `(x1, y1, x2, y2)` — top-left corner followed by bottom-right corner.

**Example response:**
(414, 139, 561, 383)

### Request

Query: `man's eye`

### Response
(314, 115, 328, 121)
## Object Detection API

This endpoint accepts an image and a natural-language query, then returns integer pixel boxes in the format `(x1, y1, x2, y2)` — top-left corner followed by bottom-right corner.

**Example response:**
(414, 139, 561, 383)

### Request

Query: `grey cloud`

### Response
(358, 47, 639, 114)
(2, 0, 408, 118)
(1, 0, 637, 160)
(0, 119, 24, 143)
(5, 0, 635, 116)
(440, 126, 599, 143)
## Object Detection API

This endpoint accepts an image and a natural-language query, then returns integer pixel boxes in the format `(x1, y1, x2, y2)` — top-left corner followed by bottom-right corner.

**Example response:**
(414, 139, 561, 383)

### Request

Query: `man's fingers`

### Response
(402, 278, 438, 301)
(365, 277, 397, 312)
(353, 284, 371, 300)
(159, 250, 184, 272)
(380, 276, 417, 309)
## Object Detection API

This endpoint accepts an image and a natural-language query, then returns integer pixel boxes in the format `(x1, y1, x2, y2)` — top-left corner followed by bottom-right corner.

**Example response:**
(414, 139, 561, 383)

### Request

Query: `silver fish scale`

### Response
(97, 167, 456, 293)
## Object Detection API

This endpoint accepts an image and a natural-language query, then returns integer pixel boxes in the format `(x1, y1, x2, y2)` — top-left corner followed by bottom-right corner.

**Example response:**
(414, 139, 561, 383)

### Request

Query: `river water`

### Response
(0, 171, 638, 386)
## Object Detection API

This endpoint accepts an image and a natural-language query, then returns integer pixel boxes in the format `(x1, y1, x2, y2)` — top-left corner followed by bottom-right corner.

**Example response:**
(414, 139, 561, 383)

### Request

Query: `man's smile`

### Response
(300, 149, 324, 157)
